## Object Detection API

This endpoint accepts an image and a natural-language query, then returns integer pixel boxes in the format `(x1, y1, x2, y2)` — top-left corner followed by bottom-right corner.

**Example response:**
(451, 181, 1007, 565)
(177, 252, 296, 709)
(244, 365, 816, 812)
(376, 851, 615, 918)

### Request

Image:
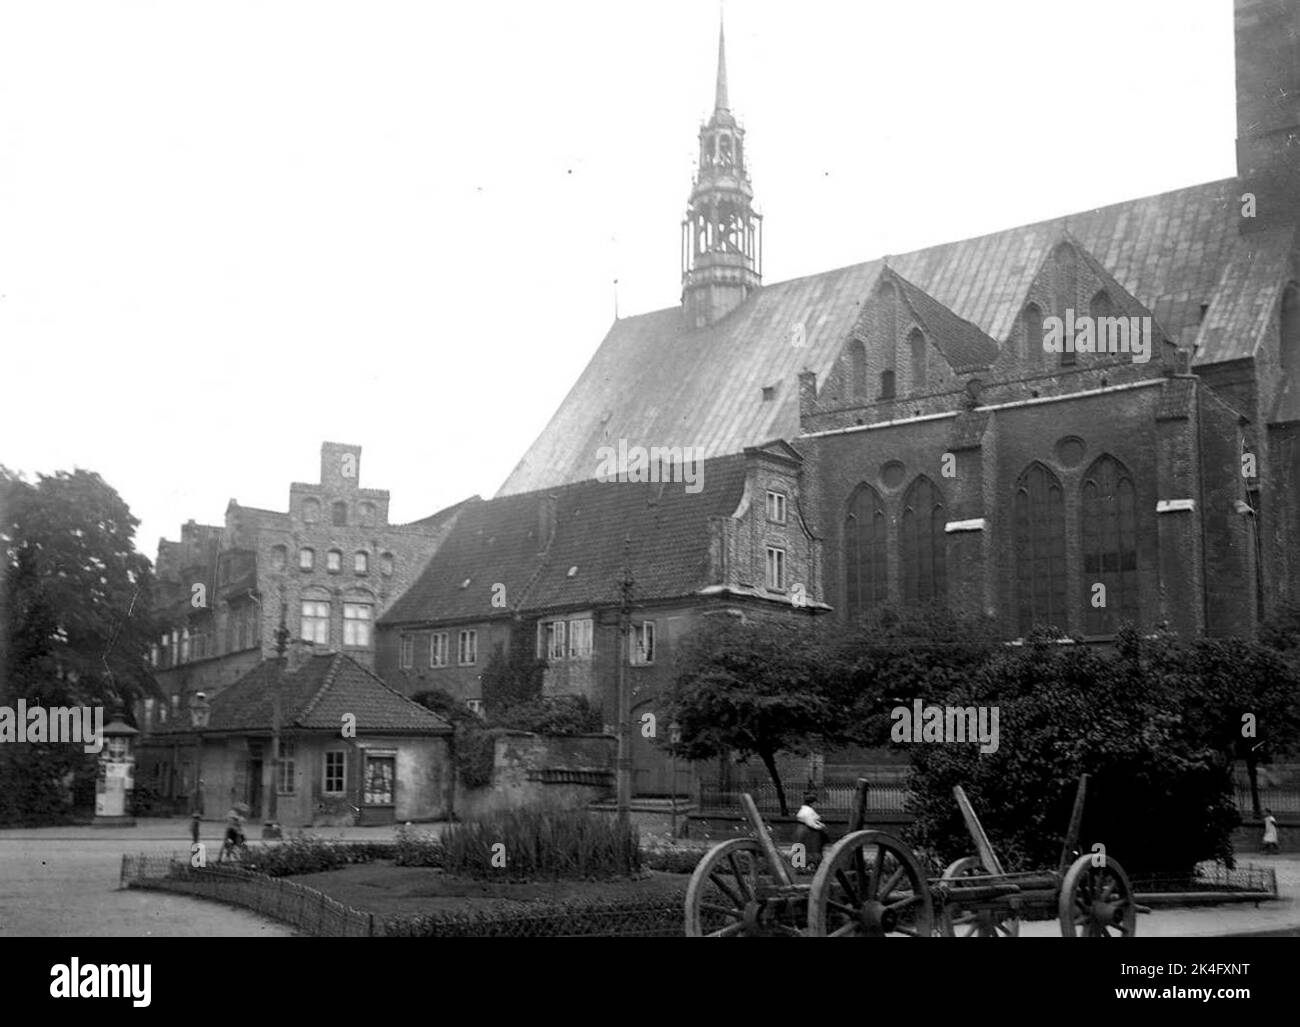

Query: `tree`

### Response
(1, 468, 159, 710)
(664, 615, 846, 815)
(479, 618, 547, 720)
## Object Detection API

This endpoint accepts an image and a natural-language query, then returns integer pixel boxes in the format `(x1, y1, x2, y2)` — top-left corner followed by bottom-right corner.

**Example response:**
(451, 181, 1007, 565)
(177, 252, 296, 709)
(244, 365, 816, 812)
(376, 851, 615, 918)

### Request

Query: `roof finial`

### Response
(714, 11, 729, 113)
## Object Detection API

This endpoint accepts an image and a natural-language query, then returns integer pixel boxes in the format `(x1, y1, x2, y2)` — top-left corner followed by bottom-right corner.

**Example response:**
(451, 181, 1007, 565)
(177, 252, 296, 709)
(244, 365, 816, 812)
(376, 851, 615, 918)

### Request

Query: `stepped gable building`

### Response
(143, 442, 469, 783)
(498, 3, 1300, 648)
(376, 441, 821, 795)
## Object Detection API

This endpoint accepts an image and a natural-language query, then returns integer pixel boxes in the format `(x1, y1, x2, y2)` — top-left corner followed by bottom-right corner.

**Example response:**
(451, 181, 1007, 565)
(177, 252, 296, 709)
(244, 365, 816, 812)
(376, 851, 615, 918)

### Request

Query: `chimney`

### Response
(285, 638, 314, 674)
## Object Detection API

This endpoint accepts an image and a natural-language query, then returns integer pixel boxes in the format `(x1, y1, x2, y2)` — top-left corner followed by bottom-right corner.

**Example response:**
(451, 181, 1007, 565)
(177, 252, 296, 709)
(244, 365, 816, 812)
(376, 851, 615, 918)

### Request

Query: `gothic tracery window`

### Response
(1014, 462, 1066, 636)
(901, 476, 946, 607)
(1081, 455, 1138, 635)
(844, 484, 887, 622)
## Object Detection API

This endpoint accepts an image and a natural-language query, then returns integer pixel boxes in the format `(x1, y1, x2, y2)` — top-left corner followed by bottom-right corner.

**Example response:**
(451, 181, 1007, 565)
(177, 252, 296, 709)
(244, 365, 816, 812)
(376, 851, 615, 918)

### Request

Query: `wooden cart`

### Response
(684, 774, 1138, 938)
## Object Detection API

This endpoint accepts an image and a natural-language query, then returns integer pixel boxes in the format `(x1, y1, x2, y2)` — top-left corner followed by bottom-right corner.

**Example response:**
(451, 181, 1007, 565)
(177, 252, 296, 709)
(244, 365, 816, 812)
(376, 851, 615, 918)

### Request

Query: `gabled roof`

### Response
(152, 652, 450, 734)
(381, 453, 752, 626)
(879, 267, 1000, 372)
(500, 178, 1293, 496)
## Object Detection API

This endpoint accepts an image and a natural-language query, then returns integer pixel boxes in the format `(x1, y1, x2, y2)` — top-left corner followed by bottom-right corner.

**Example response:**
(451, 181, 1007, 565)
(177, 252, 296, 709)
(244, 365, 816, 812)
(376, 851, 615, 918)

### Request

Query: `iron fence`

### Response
(1132, 862, 1278, 898)
(699, 778, 910, 814)
(1234, 787, 1300, 814)
(119, 854, 374, 937)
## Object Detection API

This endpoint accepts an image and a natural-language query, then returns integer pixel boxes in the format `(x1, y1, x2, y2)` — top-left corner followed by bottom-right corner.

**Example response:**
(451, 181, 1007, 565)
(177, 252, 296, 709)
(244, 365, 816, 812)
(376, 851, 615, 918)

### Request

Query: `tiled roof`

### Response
(154, 652, 450, 734)
(500, 178, 1290, 495)
(380, 453, 750, 626)
(885, 268, 1000, 372)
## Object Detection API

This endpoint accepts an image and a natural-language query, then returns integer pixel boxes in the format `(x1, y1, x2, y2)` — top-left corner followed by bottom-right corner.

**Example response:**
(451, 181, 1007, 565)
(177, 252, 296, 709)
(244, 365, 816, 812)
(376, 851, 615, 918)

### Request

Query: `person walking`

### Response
(1262, 808, 1279, 854)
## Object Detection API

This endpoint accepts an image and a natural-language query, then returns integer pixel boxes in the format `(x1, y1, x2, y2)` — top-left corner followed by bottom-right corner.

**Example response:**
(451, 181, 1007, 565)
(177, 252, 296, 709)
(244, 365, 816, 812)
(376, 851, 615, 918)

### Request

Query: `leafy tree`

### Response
(479, 618, 547, 719)
(1, 468, 159, 709)
(664, 614, 845, 815)
(904, 628, 1296, 877)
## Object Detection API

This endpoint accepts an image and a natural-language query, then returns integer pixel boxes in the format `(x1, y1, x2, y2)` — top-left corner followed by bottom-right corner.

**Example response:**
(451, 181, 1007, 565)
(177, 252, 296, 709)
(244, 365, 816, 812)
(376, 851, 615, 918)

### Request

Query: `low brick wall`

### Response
(454, 732, 615, 820)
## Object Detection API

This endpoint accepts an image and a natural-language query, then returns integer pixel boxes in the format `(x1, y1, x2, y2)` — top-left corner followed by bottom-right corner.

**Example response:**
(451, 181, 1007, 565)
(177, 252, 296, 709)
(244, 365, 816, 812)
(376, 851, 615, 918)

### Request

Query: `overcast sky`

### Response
(1, 0, 1236, 557)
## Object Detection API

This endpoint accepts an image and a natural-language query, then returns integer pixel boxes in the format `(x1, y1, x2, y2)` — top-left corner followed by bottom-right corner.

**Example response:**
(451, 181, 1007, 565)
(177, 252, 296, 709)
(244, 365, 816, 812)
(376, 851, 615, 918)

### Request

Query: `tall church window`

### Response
(847, 339, 867, 401)
(1054, 244, 1077, 366)
(1081, 455, 1138, 635)
(844, 484, 887, 622)
(1013, 462, 1066, 636)
(1022, 303, 1044, 367)
(908, 329, 927, 392)
(901, 476, 946, 607)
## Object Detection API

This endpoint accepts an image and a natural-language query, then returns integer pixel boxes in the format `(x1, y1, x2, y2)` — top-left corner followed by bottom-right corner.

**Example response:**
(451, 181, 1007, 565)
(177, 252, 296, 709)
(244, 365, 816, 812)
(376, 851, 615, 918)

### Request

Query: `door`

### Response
(361, 754, 396, 825)
(247, 758, 263, 819)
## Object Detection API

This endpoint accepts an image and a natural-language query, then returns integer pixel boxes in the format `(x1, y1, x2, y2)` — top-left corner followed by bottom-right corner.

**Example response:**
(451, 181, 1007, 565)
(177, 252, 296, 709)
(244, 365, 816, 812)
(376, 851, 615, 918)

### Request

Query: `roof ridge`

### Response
(348, 655, 452, 728)
(296, 652, 342, 724)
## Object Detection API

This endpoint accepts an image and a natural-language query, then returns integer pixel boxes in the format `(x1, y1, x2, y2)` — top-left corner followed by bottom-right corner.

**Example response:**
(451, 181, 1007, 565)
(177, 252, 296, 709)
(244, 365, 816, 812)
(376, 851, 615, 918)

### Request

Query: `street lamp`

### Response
(188, 691, 211, 816)
(669, 720, 682, 839)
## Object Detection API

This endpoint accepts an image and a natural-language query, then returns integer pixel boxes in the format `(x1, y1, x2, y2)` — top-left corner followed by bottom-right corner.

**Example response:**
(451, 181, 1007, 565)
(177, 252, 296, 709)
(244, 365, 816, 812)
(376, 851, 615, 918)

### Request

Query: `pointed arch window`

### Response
(901, 476, 946, 607)
(1054, 245, 1078, 366)
(846, 338, 867, 401)
(844, 484, 887, 622)
(1090, 290, 1114, 321)
(1014, 463, 1066, 636)
(908, 329, 927, 392)
(1022, 303, 1044, 366)
(1081, 455, 1138, 635)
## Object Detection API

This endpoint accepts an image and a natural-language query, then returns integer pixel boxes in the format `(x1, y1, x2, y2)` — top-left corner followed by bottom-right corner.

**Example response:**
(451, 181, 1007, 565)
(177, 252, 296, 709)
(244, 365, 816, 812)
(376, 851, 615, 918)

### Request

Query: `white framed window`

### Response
(632, 621, 655, 665)
(568, 618, 593, 658)
(466, 699, 485, 718)
(458, 629, 478, 666)
(538, 620, 567, 660)
(429, 632, 449, 667)
(343, 603, 372, 647)
(327, 549, 342, 573)
(301, 600, 330, 644)
(400, 635, 414, 669)
(766, 490, 788, 524)
(299, 547, 315, 571)
(766, 546, 786, 591)
(277, 740, 296, 795)
(354, 551, 368, 575)
(323, 751, 346, 794)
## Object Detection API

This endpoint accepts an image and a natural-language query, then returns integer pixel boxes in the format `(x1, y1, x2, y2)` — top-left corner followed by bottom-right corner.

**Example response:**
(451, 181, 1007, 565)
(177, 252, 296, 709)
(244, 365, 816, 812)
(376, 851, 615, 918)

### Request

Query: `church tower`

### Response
(681, 20, 763, 328)
(1235, 0, 1300, 231)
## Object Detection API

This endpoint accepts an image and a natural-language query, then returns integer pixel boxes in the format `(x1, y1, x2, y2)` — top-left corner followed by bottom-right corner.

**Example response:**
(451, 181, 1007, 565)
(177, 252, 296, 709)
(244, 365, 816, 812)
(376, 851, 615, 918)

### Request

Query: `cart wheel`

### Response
(1058, 853, 1137, 937)
(937, 856, 1020, 937)
(685, 838, 804, 937)
(806, 830, 934, 937)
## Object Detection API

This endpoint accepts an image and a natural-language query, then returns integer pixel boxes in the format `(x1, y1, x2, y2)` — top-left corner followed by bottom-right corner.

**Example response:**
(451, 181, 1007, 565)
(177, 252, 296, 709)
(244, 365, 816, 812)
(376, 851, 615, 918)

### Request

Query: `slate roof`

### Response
(884, 268, 1000, 373)
(500, 178, 1293, 495)
(381, 453, 751, 626)
(152, 652, 450, 734)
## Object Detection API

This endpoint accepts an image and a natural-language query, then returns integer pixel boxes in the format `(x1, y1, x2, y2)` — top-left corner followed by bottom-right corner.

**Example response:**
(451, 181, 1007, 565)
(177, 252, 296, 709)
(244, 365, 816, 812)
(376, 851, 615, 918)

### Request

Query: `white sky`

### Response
(0, 0, 1237, 557)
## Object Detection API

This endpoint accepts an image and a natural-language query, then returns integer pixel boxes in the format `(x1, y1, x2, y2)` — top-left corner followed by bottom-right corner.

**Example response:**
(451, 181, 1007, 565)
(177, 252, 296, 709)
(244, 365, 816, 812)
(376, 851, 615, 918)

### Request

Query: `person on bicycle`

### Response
(219, 805, 246, 862)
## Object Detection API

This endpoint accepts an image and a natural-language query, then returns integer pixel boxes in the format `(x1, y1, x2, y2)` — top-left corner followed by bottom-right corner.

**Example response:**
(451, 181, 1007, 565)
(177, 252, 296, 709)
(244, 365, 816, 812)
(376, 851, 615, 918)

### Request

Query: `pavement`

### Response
(1, 817, 1298, 937)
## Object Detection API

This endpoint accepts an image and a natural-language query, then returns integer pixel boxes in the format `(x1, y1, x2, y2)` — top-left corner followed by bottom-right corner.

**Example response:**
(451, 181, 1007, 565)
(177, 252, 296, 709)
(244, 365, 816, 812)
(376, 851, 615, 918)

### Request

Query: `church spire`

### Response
(681, 18, 762, 329)
(715, 19, 729, 113)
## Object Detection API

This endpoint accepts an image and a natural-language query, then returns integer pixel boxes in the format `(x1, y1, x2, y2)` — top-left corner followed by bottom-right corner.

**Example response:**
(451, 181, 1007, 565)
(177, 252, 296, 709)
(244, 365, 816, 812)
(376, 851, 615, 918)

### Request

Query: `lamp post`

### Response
(616, 536, 635, 826)
(669, 720, 681, 839)
(188, 691, 211, 816)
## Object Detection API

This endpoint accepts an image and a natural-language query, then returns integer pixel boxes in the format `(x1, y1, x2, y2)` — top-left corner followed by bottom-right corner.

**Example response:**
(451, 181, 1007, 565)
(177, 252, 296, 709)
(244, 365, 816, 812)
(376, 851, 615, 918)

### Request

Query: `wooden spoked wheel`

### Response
(1058, 854, 1137, 937)
(806, 830, 934, 937)
(937, 856, 1020, 937)
(684, 838, 805, 937)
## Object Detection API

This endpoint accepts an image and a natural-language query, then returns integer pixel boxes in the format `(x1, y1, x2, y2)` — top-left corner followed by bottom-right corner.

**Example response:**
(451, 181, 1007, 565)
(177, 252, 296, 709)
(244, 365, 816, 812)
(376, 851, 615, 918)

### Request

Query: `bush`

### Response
(393, 824, 444, 868)
(492, 695, 602, 736)
(639, 834, 710, 875)
(250, 836, 395, 878)
(381, 895, 683, 938)
(438, 806, 640, 880)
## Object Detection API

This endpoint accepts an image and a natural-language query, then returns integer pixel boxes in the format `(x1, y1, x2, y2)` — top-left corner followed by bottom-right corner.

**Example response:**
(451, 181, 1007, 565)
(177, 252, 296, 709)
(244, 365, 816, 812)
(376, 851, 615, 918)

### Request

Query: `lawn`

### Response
(288, 861, 690, 916)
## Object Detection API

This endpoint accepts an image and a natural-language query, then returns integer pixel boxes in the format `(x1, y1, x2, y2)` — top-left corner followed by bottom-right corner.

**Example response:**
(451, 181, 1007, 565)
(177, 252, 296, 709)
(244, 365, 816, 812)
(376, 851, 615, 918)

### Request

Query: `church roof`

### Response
(381, 453, 751, 626)
(499, 178, 1291, 496)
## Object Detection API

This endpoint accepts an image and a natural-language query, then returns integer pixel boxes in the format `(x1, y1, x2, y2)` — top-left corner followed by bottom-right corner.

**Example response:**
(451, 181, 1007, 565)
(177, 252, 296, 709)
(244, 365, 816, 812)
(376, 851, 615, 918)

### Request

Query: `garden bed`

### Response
(287, 861, 688, 917)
